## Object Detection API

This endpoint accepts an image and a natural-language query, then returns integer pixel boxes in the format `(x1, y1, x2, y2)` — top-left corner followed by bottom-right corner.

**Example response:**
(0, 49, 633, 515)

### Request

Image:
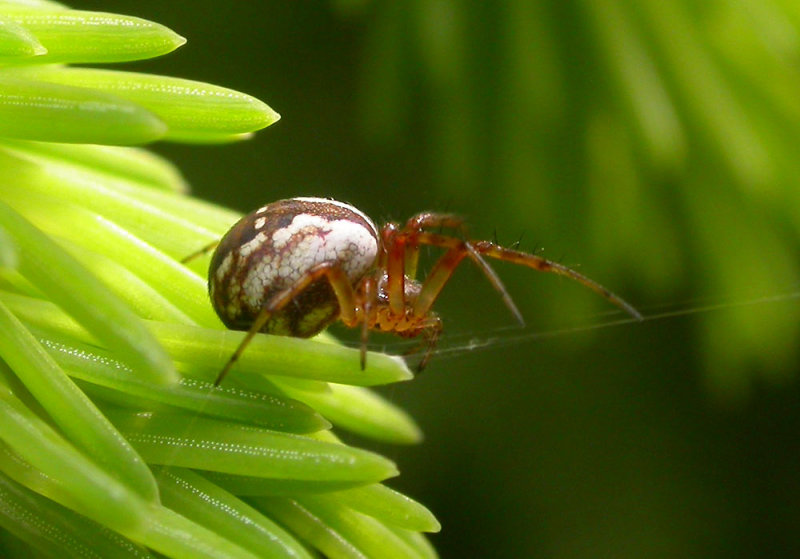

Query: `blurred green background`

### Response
(82, 1, 800, 557)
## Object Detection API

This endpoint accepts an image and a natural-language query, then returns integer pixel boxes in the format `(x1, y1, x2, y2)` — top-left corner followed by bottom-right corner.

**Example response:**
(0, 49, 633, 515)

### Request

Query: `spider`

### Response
(191, 197, 641, 385)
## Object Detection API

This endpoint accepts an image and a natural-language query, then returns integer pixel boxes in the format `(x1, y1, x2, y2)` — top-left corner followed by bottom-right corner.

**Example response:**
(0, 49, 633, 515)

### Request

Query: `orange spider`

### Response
(195, 197, 641, 385)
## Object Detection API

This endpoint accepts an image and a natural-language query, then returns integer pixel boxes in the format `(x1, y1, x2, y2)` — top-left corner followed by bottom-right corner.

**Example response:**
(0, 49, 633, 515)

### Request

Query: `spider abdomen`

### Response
(209, 197, 379, 337)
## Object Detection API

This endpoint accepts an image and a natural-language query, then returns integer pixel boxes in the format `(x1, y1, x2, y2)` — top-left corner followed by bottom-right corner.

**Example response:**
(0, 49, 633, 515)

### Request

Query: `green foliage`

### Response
(104, 2, 800, 558)
(0, 2, 437, 558)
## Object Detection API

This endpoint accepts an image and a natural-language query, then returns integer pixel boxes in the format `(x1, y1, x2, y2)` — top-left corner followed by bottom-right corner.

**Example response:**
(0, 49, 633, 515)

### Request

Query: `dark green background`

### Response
(82, 2, 800, 557)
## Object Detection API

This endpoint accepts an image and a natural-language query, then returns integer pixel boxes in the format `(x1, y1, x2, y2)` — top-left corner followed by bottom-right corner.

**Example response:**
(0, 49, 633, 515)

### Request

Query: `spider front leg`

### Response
(409, 232, 642, 325)
(470, 240, 643, 320)
(401, 212, 466, 280)
(405, 232, 525, 323)
(214, 262, 363, 386)
(382, 213, 466, 315)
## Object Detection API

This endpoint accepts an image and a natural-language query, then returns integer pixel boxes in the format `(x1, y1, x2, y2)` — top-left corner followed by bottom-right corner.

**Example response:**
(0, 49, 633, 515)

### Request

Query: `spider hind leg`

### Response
(213, 261, 363, 386)
(181, 240, 220, 264)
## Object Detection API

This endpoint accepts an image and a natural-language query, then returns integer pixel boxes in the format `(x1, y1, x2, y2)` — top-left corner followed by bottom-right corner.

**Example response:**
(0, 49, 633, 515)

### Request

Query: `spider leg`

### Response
(408, 234, 524, 324)
(360, 275, 377, 370)
(410, 245, 466, 318)
(384, 213, 467, 315)
(398, 315, 442, 372)
(405, 212, 465, 231)
(416, 316, 443, 372)
(214, 262, 361, 386)
(180, 240, 220, 264)
(407, 232, 641, 323)
(383, 223, 406, 315)
(470, 240, 643, 320)
(402, 213, 465, 280)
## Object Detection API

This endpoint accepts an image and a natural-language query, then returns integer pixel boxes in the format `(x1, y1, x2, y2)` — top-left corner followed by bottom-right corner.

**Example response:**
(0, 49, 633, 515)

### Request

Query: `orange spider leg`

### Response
(385, 213, 468, 314)
(405, 232, 523, 323)
(404, 212, 464, 230)
(382, 223, 407, 315)
(408, 233, 642, 323)
(402, 213, 465, 280)
(410, 315, 443, 372)
(360, 275, 377, 369)
(411, 243, 467, 318)
(214, 262, 360, 386)
(471, 240, 643, 321)
(404, 241, 420, 281)
(180, 240, 220, 264)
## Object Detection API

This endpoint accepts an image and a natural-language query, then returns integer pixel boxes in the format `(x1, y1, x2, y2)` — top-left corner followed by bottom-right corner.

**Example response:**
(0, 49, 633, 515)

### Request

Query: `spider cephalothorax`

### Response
(200, 197, 641, 385)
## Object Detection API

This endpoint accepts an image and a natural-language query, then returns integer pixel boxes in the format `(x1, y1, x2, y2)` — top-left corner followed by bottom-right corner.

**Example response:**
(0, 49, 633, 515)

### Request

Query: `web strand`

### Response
(343, 287, 800, 362)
